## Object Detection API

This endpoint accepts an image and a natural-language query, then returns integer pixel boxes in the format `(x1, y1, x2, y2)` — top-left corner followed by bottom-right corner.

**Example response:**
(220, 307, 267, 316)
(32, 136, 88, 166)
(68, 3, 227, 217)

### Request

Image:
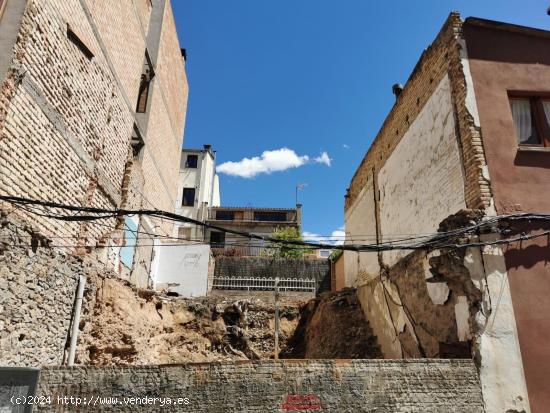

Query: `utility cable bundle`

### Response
(1, 194, 549, 252)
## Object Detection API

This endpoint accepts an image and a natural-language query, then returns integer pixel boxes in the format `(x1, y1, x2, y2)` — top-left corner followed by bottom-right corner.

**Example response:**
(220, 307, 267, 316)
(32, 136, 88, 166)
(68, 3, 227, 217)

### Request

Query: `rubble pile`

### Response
(76, 275, 301, 365)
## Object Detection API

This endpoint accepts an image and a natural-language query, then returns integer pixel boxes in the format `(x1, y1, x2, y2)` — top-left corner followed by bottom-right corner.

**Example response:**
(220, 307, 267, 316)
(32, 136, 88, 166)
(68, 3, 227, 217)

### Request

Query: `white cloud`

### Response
(313, 151, 332, 166)
(217, 148, 331, 178)
(303, 226, 345, 246)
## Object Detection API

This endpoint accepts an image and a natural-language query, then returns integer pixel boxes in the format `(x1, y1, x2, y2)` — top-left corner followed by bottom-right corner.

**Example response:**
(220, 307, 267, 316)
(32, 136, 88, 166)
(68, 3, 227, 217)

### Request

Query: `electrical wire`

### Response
(1, 194, 549, 252)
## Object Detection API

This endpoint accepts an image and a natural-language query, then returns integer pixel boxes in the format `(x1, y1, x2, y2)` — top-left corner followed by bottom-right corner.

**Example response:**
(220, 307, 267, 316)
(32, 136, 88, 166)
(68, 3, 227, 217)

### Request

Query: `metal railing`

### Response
(212, 276, 316, 292)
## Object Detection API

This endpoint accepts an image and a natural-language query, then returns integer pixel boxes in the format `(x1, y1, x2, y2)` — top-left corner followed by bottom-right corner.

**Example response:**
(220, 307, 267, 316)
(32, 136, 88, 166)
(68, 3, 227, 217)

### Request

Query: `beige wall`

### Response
(378, 74, 466, 266)
(344, 175, 379, 288)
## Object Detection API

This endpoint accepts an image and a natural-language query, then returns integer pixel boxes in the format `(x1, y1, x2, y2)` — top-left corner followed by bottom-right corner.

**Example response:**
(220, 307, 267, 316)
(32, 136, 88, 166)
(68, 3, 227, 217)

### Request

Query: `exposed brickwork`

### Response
(345, 13, 491, 213)
(0, 0, 188, 285)
(37, 360, 484, 412)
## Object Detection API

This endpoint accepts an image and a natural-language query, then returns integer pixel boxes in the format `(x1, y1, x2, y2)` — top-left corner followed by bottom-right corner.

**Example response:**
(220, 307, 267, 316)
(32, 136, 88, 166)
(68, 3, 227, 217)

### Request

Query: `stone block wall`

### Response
(37, 360, 484, 412)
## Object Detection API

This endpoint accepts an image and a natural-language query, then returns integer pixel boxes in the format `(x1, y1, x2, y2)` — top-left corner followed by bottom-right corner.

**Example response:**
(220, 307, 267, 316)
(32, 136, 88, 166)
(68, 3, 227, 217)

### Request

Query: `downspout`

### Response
(67, 275, 86, 366)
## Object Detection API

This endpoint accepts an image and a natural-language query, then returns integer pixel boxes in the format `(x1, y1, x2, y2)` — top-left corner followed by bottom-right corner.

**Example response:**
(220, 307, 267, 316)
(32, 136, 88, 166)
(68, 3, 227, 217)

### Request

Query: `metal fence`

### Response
(212, 276, 316, 292)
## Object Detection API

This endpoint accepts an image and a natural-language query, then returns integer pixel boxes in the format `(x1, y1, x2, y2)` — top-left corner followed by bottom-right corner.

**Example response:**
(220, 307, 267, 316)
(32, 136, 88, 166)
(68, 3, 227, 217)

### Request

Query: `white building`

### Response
(174, 145, 220, 241)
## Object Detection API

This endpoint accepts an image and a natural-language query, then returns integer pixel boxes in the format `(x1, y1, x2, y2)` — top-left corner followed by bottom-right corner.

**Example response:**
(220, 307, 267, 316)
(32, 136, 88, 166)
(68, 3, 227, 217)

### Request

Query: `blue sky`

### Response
(171, 0, 548, 240)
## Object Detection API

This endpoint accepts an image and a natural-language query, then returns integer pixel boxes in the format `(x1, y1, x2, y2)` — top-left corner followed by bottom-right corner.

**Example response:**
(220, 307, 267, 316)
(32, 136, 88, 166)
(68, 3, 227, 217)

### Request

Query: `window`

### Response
(182, 188, 195, 206)
(254, 211, 288, 222)
(210, 231, 225, 247)
(136, 55, 154, 114)
(185, 154, 198, 168)
(216, 210, 235, 220)
(67, 25, 94, 60)
(120, 217, 138, 269)
(136, 74, 151, 113)
(510, 96, 550, 147)
(319, 250, 331, 258)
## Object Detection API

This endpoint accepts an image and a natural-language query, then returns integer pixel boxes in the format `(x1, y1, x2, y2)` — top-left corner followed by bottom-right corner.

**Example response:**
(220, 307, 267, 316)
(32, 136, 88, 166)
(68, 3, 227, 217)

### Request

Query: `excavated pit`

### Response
(75, 274, 382, 365)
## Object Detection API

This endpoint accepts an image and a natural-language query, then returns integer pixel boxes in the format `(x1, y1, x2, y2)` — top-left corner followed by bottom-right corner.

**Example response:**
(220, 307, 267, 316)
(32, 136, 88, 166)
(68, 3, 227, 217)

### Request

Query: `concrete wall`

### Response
(152, 244, 211, 297)
(344, 75, 467, 287)
(343, 13, 491, 289)
(37, 360, 484, 412)
(345, 13, 491, 216)
(330, 253, 345, 292)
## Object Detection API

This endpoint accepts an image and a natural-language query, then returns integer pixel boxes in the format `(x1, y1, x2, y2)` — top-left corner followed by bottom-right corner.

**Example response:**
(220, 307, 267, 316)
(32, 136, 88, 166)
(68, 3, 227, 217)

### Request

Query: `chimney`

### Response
(180, 48, 187, 61)
(392, 83, 404, 99)
(296, 204, 302, 228)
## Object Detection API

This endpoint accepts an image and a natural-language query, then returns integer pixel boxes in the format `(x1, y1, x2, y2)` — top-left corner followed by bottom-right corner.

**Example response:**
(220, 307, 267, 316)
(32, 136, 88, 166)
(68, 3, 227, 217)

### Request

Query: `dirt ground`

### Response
(75, 275, 381, 365)
(76, 276, 301, 365)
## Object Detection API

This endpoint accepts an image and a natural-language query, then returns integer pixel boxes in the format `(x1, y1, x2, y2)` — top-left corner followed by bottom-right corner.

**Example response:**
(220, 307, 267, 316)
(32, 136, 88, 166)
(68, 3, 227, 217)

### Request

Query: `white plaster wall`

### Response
(465, 242, 531, 413)
(378, 75, 466, 266)
(153, 243, 211, 297)
(212, 174, 220, 207)
(174, 150, 219, 237)
(344, 176, 379, 288)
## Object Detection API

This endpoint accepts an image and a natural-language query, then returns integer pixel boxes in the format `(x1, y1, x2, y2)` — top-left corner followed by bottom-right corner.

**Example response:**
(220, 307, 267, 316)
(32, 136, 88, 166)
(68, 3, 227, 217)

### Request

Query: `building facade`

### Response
(206, 206, 301, 256)
(344, 14, 550, 413)
(0, 0, 188, 289)
(174, 145, 220, 241)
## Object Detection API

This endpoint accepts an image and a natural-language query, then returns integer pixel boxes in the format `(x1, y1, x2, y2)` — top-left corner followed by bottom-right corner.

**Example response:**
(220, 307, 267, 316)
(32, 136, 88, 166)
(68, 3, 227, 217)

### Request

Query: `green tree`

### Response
(269, 227, 310, 258)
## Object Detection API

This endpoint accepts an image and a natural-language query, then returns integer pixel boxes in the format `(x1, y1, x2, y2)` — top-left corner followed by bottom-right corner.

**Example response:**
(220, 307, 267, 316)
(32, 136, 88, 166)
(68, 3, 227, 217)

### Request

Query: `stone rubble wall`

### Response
(37, 360, 485, 412)
(0, 212, 81, 367)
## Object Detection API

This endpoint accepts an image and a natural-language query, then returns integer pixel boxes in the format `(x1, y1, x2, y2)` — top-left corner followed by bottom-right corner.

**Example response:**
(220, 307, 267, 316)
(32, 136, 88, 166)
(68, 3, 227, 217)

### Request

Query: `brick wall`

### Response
(37, 360, 484, 412)
(345, 13, 491, 214)
(0, 0, 188, 286)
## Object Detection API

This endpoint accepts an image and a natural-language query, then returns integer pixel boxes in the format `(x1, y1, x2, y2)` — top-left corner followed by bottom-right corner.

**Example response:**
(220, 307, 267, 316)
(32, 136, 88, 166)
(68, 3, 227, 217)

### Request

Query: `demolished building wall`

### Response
(343, 12, 531, 413)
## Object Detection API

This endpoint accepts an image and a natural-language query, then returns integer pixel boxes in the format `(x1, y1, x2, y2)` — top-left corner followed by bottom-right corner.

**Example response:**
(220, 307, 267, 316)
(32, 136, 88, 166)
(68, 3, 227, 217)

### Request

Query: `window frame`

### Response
(508, 91, 550, 148)
(185, 154, 199, 168)
(209, 231, 226, 247)
(136, 74, 151, 113)
(182, 187, 196, 207)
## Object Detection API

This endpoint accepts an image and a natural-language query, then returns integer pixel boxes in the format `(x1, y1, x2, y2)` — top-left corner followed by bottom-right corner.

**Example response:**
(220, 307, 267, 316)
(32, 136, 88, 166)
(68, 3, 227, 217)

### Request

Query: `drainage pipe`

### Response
(67, 275, 86, 366)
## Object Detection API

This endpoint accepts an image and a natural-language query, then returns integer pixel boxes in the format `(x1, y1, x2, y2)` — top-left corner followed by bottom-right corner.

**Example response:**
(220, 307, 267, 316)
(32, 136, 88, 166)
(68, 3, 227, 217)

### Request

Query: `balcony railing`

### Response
(207, 208, 297, 223)
(212, 276, 316, 292)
